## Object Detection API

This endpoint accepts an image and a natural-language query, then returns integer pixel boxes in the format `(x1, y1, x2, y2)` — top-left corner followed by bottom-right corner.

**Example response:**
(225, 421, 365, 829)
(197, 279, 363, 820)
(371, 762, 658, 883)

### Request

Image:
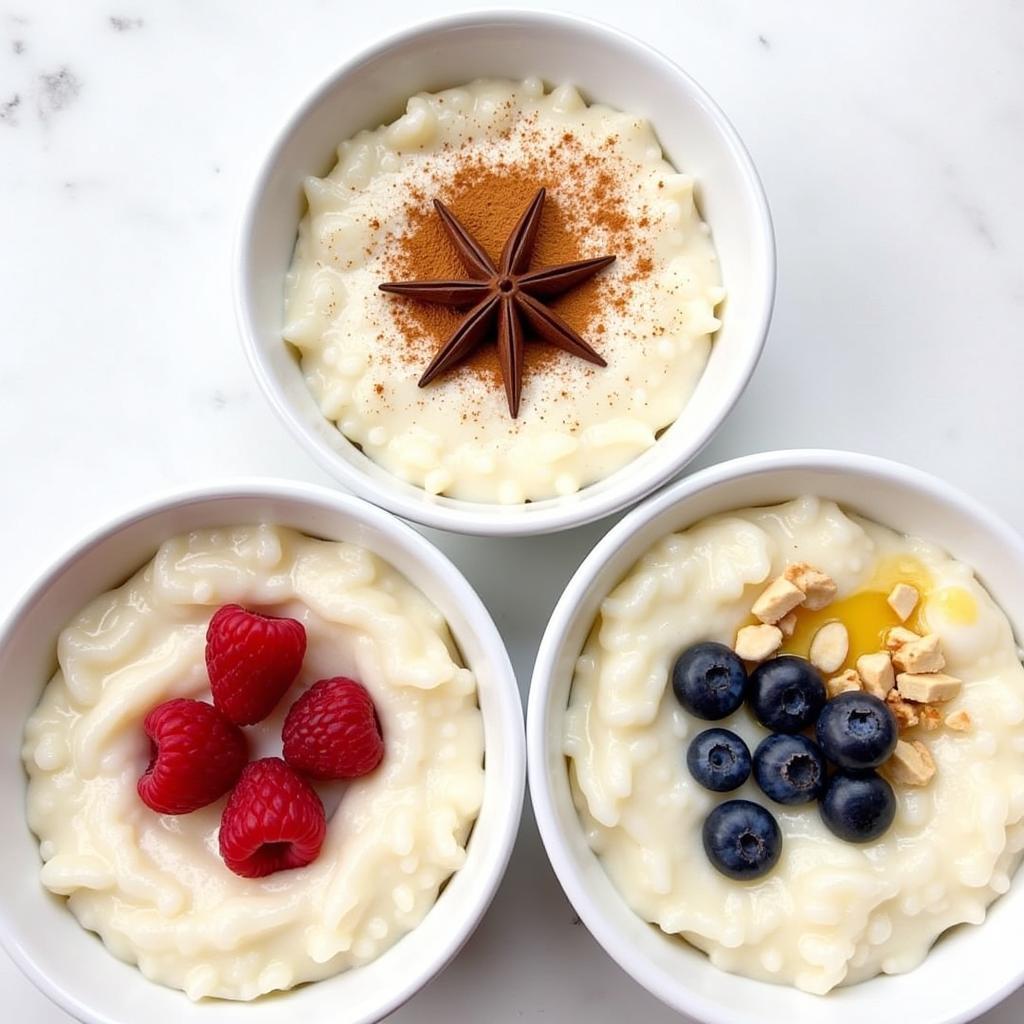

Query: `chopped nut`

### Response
(896, 671, 962, 704)
(857, 651, 895, 699)
(885, 626, 922, 650)
(884, 739, 936, 786)
(918, 705, 943, 731)
(827, 669, 862, 698)
(945, 709, 972, 731)
(783, 562, 838, 611)
(752, 577, 806, 625)
(809, 621, 849, 674)
(886, 689, 920, 731)
(777, 611, 798, 637)
(891, 633, 945, 674)
(887, 583, 919, 622)
(735, 623, 783, 662)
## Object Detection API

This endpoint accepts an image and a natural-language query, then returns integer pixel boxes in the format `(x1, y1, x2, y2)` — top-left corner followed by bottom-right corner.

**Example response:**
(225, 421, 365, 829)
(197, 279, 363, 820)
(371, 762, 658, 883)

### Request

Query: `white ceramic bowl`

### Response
(528, 449, 1024, 1024)
(235, 10, 775, 537)
(0, 480, 524, 1024)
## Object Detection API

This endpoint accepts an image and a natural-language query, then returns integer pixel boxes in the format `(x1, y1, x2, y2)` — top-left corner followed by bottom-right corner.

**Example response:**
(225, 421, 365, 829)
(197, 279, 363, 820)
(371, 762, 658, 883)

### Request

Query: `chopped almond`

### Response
(896, 671, 962, 704)
(891, 633, 945, 674)
(809, 621, 849, 674)
(884, 739, 936, 786)
(751, 577, 806, 625)
(783, 562, 838, 611)
(886, 689, 920, 731)
(885, 626, 921, 650)
(827, 669, 862, 699)
(945, 709, 972, 732)
(735, 623, 783, 662)
(918, 705, 943, 731)
(887, 583, 920, 622)
(857, 651, 895, 699)
(777, 611, 798, 637)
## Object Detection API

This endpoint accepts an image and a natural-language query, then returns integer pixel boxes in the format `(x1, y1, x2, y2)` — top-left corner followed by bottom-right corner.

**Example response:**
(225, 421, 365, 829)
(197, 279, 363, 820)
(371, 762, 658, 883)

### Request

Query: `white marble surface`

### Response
(2, 1, 1023, 1021)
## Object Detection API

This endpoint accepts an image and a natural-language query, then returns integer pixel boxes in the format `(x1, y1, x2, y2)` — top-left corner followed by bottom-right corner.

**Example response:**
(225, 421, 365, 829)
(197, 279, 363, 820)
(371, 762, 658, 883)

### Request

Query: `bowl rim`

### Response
(526, 447, 1024, 1024)
(233, 7, 776, 537)
(0, 477, 525, 1024)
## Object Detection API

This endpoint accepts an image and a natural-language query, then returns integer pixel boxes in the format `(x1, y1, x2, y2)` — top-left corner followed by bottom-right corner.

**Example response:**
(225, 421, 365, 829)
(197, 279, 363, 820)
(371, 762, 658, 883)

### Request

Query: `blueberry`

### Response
(819, 771, 896, 843)
(816, 691, 898, 770)
(671, 642, 747, 720)
(747, 656, 826, 734)
(753, 734, 827, 805)
(687, 729, 752, 792)
(702, 800, 782, 880)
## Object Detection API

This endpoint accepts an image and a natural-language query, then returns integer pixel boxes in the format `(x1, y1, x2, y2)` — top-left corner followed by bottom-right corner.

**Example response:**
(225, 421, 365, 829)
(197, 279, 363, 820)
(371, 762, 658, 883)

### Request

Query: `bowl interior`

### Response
(532, 453, 1024, 1024)
(0, 485, 523, 1024)
(238, 12, 773, 534)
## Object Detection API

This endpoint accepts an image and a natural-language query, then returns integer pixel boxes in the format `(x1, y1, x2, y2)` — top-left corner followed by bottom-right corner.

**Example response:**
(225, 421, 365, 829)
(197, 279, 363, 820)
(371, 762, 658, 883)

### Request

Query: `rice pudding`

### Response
(283, 77, 723, 504)
(22, 525, 484, 1001)
(565, 496, 1024, 994)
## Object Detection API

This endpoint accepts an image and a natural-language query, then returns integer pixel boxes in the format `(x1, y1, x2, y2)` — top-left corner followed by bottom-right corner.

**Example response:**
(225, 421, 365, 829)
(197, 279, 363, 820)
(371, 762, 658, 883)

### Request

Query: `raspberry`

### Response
(138, 699, 248, 815)
(282, 677, 384, 781)
(218, 757, 326, 878)
(205, 604, 306, 725)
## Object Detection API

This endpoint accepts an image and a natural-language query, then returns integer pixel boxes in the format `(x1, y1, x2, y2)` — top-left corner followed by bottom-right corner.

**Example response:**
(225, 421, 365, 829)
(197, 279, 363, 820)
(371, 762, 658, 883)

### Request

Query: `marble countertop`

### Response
(2, 1, 1023, 1021)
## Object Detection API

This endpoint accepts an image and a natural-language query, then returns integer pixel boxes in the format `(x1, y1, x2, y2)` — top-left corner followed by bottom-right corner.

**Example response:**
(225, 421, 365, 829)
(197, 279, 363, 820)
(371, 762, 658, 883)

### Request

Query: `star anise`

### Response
(379, 188, 615, 417)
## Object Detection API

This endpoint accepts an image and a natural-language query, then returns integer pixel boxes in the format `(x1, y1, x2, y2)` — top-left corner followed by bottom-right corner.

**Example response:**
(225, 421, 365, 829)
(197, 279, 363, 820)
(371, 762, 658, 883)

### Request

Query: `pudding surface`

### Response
(565, 497, 1024, 994)
(284, 77, 723, 503)
(22, 525, 484, 1000)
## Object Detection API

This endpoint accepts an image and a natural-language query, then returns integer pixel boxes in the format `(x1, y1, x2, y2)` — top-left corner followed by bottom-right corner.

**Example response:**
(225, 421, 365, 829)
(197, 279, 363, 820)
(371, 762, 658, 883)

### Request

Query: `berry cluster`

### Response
(672, 642, 899, 881)
(137, 605, 384, 878)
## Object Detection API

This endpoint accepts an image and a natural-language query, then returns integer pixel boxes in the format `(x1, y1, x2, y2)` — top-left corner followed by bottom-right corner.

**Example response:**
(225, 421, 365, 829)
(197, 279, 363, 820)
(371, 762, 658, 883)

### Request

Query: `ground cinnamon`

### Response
(378, 121, 654, 394)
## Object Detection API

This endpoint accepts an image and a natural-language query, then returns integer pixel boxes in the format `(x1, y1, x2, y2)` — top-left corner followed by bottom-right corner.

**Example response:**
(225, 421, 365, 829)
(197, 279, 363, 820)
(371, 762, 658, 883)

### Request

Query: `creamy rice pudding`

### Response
(565, 496, 1024, 994)
(22, 525, 484, 1001)
(284, 77, 723, 503)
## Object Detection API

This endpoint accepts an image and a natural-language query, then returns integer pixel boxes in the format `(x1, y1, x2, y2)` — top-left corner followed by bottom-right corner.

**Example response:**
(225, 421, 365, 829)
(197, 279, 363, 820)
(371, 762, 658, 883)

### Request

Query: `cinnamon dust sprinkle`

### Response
(374, 117, 658, 401)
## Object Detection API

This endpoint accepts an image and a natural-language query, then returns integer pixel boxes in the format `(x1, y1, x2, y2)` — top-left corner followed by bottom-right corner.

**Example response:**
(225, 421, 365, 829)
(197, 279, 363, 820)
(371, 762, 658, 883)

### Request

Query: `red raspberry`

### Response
(282, 677, 384, 781)
(138, 698, 248, 815)
(218, 757, 326, 878)
(205, 604, 306, 725)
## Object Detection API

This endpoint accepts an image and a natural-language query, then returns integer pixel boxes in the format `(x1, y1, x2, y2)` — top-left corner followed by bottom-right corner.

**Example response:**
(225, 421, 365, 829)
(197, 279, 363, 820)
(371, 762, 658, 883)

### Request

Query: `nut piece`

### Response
(891, 633, 945, 675)
(752, 577, 806, 625)
(886, 689, 920, 731)
(809, 621, 849, 674)
(945, 709, 972, 731)
(735, 623, 783, 662)
(857, 651, 896, 699)
(777, 611, 798, 637)
(897, 671, 962, 704)
(826, 669, 862, 699)
(918, 705, 943, 731)
(885, 626, 921, 650)
(784, 562, 838, 611)
(887, 583, 920, 622)
(884, 739, 936, 786)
